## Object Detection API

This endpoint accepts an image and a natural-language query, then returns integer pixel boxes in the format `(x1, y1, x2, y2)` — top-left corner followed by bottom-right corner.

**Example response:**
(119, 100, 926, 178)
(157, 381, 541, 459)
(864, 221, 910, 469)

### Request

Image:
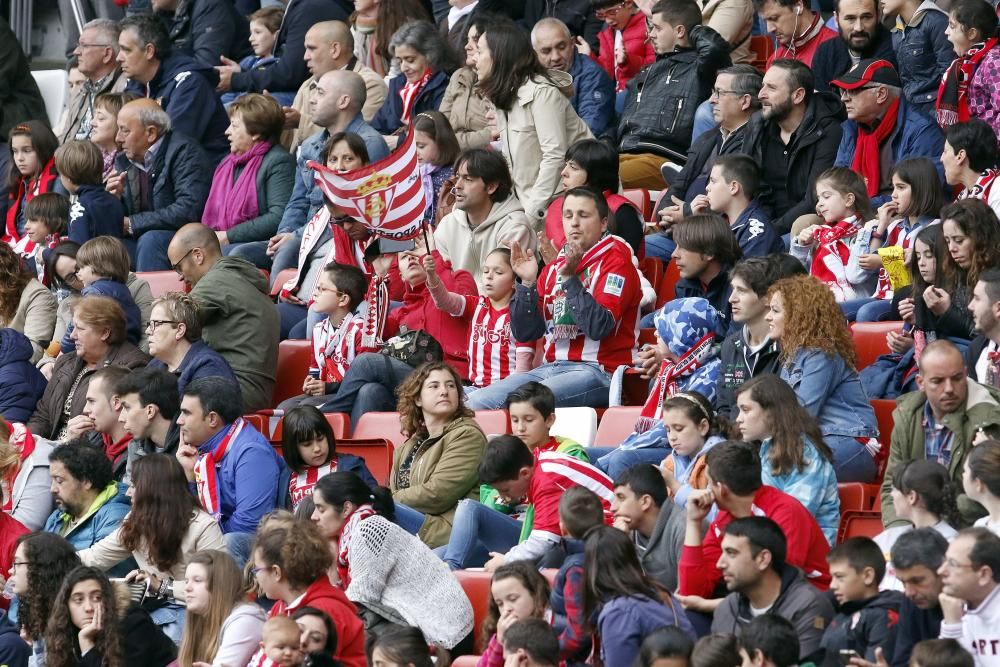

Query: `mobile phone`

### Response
(839, 649, 859, 666)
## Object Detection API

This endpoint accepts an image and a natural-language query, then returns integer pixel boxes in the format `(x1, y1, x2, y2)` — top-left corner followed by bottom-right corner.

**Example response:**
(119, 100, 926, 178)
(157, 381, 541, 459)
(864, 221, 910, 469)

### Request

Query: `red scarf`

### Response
(335, 503, 377, 589)
(1, 422, 34, 512)
(194, 418, 246, 519)
(102, 432, 132, 465)
(399, 69, 432, 125)
(634, 333, 716, 434)
(937, 39, 998, 128)
(852, 96, 899, 197)
(811, 217, 864, 300)
(3, 159, 59, 247)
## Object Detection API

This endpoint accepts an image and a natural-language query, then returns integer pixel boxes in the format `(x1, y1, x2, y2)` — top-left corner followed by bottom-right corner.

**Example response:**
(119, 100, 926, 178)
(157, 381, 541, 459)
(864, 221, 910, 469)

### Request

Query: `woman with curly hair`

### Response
(43, 565, 175, 667)
(0, 240, 56, 363)
(77, 454, 226, 643)
(252, 520, 366, 667)
(8, 532, 81, 663)
(766, 275, 880, 483)
(389, 361, 487, 548)
(178, 550, 266, 667)
(936, 199, 1000, 340)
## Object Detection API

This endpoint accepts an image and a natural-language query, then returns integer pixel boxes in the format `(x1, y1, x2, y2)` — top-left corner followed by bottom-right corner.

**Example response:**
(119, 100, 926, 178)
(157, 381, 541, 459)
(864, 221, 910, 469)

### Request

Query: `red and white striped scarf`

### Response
(810, 217, 864, 301)
(399, 70, 432, 125)
(336, 503, 377, 589)
(543, 234, 619, 341)
(1, 422, 34, 512)
(634, 333, 716, 434)
(194, 418, 246, 519)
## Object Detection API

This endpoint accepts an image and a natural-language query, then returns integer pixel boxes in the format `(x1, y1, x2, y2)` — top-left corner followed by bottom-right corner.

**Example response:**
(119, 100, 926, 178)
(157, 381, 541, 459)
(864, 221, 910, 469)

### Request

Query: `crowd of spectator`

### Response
(5, 0, 1000, 665)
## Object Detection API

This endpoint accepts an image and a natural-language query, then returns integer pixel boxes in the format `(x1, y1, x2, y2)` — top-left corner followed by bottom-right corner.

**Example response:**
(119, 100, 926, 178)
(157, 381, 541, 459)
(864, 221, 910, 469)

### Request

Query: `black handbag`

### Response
(380, 329, 444, 368)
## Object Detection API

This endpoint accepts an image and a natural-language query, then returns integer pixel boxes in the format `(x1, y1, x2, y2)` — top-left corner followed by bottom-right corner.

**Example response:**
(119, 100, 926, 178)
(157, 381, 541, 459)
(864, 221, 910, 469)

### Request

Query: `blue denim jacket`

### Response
(779, 349, 879, 439)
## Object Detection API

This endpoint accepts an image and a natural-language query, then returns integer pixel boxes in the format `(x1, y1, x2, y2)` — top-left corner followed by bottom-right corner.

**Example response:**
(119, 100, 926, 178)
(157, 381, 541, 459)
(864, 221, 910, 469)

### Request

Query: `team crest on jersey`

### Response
(174, 71, 192, 85)
(748, 218, 764, 239)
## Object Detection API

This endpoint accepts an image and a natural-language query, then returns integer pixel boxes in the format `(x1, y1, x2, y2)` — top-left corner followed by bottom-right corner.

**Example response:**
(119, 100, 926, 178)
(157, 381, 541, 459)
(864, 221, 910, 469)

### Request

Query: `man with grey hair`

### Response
(832, 58, 944, 205)
(286, 20, 387, 152)
(58, 18, 127, 143)
(531, 18, 614, 136)
(58, 0, 124, 59)
(231, 69, 388, 273)
(118, 14, 229, 163)
(107, 98, 211, 271)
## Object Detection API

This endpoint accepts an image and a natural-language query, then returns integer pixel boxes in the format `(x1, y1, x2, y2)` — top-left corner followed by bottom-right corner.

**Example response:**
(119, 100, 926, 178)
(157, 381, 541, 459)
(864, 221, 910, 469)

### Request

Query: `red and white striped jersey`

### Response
(536, 235, 641, 372)
(288, 461, 338, 509)
(456, 295, 534, 388)
(530, 451, 615, 539)
(311, 312, 372, 383)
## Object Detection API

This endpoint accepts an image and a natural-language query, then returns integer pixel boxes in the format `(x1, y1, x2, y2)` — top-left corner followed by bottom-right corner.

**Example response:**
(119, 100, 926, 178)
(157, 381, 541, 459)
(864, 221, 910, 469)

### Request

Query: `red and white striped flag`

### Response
(308, 130, 427, 241)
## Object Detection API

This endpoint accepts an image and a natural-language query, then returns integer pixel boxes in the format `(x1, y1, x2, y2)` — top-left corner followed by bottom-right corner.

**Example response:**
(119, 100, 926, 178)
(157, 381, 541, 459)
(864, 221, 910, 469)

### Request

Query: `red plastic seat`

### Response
(136, 271, 186, 298)
(851, 321, 904, 370)
(639, 257, 663, 294)
(336, 438, 395, 485)
(259, 412, 351, 445)
(272, 340, 312, 407)
(750, 35, 774, 72)
(594, 406, 643, 447)
(838, 511, 884, 543)
(870, 399, 896, 480)
(838, 482, 867, 513)
(270, 268, 297, 298)
(656, 261, 681, 308)
(455, 570, 494, 653)
(474, 410, 509, 437)
(622, 189, 652, 220)
(352, 411, 409, 451)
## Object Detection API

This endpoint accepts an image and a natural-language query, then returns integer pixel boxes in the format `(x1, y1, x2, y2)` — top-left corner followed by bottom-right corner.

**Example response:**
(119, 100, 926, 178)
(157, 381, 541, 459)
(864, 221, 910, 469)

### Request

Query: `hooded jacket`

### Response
(270, 576, 366, 667)
(939, 584, 1000, 667)
(820, 590, 904, 667)
(813, 25, 899, 93)
(3, 277, 56, 363)
(567, 49, 615, 136)
(0, 608, 28, 667)
(761, 436, 841, 545)
(598, 594, 696, 667)
(881, 380, 1000, 527)
(43, 482, 135, 576)
(616, 25, 731, 163)
(159, 0, 251, 67)
(434, 194, 537, 291)
(713, 566, 836, 663)
(743, 92, 845, 234)
(214, 603, 267, 667)
(892, 1, 953, 112)
(190, 257, 279, 412)
(635, 498, 687, 592)
(0, 329, 46, 423)
(390, 416, 487, 548)
(126, 52, 230, 162)
(716, 327, 781, 420)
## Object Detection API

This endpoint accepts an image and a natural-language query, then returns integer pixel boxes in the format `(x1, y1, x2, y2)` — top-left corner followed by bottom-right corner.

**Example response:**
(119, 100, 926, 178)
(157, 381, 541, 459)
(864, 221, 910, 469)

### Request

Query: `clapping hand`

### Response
(510, 241, 539, 286)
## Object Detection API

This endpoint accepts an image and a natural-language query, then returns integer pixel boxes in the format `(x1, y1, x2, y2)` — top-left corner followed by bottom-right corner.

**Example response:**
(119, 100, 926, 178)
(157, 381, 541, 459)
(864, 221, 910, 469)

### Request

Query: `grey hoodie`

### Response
(190, 256, 279, 412)
(634, 499, 687, 592)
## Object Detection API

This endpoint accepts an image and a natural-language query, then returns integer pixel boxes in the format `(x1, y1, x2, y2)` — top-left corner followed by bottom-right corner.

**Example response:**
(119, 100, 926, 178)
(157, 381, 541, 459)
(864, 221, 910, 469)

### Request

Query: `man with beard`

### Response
(740, 59, 844, 235)
(812, 0, 897, 92)
(966, 269, 1000, 388)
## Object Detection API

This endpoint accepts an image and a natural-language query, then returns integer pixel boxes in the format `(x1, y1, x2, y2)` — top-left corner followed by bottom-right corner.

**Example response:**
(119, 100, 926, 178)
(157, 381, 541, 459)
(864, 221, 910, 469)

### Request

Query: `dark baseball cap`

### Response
(830, 59, 901, 91)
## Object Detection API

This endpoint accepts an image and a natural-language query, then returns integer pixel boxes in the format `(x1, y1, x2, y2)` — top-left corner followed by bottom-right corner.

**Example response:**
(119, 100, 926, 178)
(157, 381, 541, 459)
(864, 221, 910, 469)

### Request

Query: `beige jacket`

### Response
(434, 194, 537, 290)
(4, 279, 56, 364)
(288, 62, 387, 153)
(79, 508, 227, 601)
(497, 71, 593, 223)
(701, 0, 755, 64)
(439, 67, 493, 150)
(390, 416, 486, 548)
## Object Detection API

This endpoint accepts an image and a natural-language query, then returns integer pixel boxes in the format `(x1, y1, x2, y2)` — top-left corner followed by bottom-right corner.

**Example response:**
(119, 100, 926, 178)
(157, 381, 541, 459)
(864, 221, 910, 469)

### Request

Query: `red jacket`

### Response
(678, 485, 832, 598)
(0, 513, 28, 610)
(592, 12, 655, 92)
(387, 251, 477, 378)
(270, 576, 366, 667)
(767, 23, 838, 68)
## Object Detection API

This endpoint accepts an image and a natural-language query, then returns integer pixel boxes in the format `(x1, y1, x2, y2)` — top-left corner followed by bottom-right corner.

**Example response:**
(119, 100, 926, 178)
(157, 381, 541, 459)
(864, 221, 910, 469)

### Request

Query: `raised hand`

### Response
(510, 241, 539, 286)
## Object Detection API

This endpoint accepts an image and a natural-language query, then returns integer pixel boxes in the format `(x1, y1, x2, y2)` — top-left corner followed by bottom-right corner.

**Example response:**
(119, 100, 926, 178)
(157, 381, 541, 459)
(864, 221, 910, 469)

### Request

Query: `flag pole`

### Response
(421, 217, 431, 254)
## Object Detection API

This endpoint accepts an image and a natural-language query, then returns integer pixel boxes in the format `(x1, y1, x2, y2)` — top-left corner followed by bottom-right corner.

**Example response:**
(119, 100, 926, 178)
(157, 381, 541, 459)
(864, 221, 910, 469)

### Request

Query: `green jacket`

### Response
(190, 257, 279, 412)
(223, 144, 297, 244)
(880, 380, 1000, 527)
(390, 416, 487, 548)
(480, 436, 587, 543)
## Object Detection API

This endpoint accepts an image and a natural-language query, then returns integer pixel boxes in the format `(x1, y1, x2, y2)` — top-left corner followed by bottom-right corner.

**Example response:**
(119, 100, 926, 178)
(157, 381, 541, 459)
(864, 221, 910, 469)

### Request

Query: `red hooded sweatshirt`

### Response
(269, 576, 366, 667)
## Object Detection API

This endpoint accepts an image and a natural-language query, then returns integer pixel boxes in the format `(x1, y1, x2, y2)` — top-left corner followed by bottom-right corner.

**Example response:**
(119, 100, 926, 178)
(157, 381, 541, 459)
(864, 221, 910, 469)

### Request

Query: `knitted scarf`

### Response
(635, 333, 716, 434)
(202, 141, 271, 232)
(937, 39, 998, 128)
(194, 418, 246, 519)
(543, 234, 619, 341)
(399, 69, 432, 125)
(336, 503, 377, 589)
(852, 96, 899, 197)
(3, 159, 59, 246)
(811, 217, 863, 297)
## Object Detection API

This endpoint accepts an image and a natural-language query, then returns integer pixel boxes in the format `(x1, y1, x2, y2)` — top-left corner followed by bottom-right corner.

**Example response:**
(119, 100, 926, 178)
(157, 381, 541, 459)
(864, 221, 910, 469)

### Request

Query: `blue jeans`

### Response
(839, 297, 891, 323)
(224, 531, 255, 569)
(269, 234, 301, 288)
(277, 302, 308, 340)
(290, 309, 328, 341)
(827, 434, 877, 483)
(465, 361, 611, 410)
(441, 498, 522, 570)
(645, 233, 676, 263)
(149, 601, 186, 644)
(226, 240, 273, 269)
(588, 446, 669, 481)
(123, 230, 175, 271)
(691, 100, 717, 142)
(320, 353, 413, 432)
(395, 502, 426, 535)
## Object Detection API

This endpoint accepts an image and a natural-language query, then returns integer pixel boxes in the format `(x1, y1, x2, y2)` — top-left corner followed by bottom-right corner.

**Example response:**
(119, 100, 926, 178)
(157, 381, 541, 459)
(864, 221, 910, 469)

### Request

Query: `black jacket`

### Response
(966, 334, 993, 383)
(819, 590, 905, 667)
(743, 92, 845, 234)
(891, 597, 943, 667)
(230, 0, 352, 94)
(813, 25, 899, 93)
(657, 121, 751, 216)
(159, 0, 252, 67)
(716, 327, 781, 419)
(616, 26, 731, 163)
(0, 17, 48, 141)
(77, 605, 175, 667)
(521, 0, 603, 51)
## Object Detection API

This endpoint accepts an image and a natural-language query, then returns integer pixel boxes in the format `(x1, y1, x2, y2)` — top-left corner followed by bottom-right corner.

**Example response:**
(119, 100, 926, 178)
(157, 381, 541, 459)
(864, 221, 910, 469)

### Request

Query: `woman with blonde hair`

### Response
(0, 417, 55, 530)
(766, 275, 880, 483)
(390, 361, 487, 548)
(178, 549, 266, 667)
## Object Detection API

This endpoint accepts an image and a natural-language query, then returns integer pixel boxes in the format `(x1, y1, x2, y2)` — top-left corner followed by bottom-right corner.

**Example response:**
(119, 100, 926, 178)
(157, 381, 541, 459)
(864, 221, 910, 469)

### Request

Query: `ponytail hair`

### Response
(967, 440, 1000, 498)
(313, 471, 396, 523)
(892, 459, 962, 528)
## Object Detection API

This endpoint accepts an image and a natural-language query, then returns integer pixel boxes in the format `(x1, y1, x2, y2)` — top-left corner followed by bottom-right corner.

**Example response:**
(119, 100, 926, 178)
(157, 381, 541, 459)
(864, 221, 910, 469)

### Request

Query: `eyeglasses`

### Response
(170, 248, 195, 274)
(595, 2, 627, 18)
(11, 561, 28, 569)
(944, 558, 977, 570)
(60, 269, 81, 284)
(331, 213, 355, 225)
(76, 41, 111, 50)
(711, 88, 745, 98)
(146, 319, 180, 332)
(251, 565, 271, 575)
